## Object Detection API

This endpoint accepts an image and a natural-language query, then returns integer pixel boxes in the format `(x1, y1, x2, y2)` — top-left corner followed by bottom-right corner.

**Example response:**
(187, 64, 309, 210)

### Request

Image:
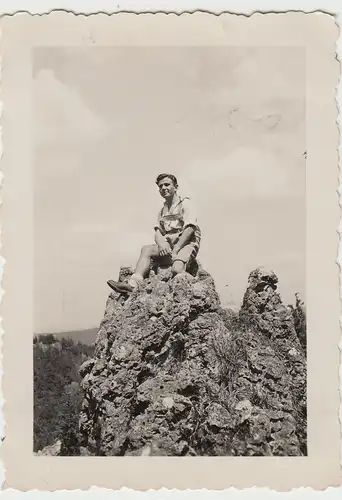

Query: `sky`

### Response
(33, 47, 306, 333)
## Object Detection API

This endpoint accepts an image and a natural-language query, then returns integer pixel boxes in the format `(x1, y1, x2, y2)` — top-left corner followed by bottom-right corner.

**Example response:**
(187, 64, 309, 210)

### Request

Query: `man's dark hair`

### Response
(156, 173, 178, 188)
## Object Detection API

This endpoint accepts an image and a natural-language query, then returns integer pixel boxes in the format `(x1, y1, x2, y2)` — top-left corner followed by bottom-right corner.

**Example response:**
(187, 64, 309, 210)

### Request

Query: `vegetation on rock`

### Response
(78, 264, 307, 456)
(34, 264, 306, 456)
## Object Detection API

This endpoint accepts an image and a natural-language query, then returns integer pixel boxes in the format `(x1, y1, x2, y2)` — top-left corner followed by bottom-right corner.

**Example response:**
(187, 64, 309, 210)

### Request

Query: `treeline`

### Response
(33, 334, 94, 454)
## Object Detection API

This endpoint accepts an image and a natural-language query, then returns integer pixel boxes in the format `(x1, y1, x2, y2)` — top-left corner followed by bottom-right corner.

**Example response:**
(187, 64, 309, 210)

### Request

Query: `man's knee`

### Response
(172, 260, 186, 275)
(140, 244, 155, 256)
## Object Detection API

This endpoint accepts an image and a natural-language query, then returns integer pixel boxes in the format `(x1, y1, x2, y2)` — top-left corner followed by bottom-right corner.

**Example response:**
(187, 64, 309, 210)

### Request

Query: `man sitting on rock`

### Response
(107, 173, 201, 294)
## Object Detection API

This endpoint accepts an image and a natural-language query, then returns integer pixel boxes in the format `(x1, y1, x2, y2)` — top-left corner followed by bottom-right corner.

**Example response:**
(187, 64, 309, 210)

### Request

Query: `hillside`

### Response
(33, 335, 94, 453)
(35, 328, 98, 346)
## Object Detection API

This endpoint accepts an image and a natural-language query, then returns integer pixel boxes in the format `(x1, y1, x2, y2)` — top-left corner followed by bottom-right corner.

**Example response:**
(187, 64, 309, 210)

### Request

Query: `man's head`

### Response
(156, 173, 178, 200)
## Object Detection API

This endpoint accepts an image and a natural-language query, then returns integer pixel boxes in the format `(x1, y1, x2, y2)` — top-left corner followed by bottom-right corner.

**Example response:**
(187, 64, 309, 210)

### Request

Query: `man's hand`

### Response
(158, 241, 172, 257)
(171, 246, 179, 261)
(170, 227, 194, 257)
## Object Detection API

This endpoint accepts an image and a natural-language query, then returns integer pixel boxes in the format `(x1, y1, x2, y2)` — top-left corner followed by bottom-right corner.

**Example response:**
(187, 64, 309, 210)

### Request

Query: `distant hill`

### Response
(35, 328, 98, 346)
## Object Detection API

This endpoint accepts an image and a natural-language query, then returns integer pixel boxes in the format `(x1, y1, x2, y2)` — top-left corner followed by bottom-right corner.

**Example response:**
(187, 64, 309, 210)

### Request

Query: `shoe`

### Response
(107, 280, 134, 294)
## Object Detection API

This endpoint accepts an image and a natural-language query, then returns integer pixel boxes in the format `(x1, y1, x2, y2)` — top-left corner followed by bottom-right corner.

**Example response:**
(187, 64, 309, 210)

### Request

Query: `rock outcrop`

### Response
(36, 440, 62, 456)
(79, 263, 306, 456)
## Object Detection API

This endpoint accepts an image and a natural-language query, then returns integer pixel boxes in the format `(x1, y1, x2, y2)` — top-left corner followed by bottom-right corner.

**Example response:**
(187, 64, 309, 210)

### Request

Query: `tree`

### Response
(33, 335, 94, 453)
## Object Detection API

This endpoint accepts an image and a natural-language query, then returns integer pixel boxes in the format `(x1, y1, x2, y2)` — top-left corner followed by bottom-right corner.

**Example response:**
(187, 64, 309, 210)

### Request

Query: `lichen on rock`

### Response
(79, 263, 307, 456)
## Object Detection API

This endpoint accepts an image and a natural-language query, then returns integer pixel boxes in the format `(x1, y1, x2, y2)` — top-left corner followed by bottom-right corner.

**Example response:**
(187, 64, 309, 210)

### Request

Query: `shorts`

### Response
(172, 242, 198, 266)
(165, 234, 199, 267)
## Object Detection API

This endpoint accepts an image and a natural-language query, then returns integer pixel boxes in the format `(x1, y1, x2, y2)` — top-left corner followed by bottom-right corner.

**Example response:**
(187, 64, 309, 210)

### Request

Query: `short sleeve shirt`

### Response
(154, 195, 201, 248)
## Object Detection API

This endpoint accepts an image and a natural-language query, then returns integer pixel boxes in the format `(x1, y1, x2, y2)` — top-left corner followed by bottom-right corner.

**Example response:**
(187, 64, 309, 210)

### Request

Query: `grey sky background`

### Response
(33, 47, 305, 333)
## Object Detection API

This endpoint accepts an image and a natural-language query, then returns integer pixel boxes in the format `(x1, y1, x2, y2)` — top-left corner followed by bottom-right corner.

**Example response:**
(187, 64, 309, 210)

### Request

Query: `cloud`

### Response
(34, 69, 106, 155)
(33, 48, 305, 332)
(180, 145, 303, 204)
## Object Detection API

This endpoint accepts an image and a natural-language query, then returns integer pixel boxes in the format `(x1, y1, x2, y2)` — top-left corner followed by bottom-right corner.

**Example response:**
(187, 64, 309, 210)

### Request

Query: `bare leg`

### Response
(107, 244, 160, 293)
(134, 244, 160, 279)
(171, 260, 186, 277)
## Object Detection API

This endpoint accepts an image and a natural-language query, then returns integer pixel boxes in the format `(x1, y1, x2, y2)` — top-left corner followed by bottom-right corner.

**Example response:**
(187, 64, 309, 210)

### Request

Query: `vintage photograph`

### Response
(33, 46, 307, 457)
(1, 11, 340, 490)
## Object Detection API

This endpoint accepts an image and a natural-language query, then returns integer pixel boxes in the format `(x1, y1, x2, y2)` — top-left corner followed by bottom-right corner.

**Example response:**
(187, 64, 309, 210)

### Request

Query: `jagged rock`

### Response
(36, 440, 62, 456)
(241, 267, 288, 340)
(79, 265, 307, 456)
(239, 266, 307, 454)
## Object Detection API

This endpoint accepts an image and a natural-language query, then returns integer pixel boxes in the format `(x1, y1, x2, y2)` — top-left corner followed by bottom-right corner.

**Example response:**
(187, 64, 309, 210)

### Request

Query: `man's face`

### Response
(157, 177, 177, 200)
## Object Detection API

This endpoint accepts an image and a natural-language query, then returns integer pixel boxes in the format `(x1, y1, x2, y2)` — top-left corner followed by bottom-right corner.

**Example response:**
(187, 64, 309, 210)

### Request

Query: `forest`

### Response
(33, 334, 94, 454)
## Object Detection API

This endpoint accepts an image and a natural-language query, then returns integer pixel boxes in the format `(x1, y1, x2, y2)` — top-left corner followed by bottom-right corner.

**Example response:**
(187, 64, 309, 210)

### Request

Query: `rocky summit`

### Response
(79, 262, 306, 457)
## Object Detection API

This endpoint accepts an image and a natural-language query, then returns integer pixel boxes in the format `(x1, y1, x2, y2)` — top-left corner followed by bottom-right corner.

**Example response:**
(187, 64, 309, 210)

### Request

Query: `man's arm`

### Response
(172, 198, 198, 255)
(155, 228, 172, 256)
(154, 210, 171, 256)
(154, 228, 165, 246)
(182, 198, 198, 231)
